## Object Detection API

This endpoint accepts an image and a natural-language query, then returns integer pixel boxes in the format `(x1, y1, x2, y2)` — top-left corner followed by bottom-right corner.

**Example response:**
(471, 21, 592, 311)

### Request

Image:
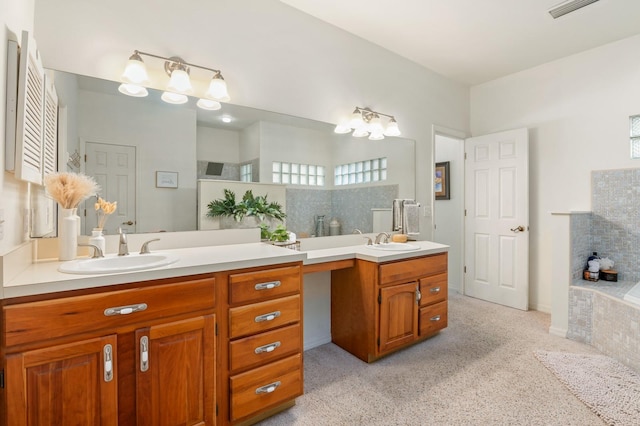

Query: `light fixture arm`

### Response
(133, 50, 223, 75)
(354, 106, 396, 123)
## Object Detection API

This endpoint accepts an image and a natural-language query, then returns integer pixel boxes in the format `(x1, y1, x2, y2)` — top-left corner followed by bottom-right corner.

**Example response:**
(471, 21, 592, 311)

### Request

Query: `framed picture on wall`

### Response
(156, 171, 178, 188)
(435, 161, 450, 200)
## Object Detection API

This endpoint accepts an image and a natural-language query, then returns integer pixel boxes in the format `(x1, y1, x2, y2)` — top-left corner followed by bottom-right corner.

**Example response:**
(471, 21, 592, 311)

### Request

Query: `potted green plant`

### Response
(207, 189, 286, 229)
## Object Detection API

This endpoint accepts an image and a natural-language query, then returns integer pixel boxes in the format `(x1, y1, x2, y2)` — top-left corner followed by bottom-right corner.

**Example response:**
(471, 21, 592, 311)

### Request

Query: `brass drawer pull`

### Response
(104, 303, 147, 316)
(430, 287, 441, 294)
(255, 381, 281, 395)
(430, 315, 442, 322)
(255, 341, 281, 354)
(255, 280, 281, 291)
(255, 311, 281, 323)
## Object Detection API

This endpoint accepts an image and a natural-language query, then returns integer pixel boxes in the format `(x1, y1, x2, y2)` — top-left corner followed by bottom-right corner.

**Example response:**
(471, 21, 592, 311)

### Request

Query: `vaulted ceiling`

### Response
(281, 0, 640, 85)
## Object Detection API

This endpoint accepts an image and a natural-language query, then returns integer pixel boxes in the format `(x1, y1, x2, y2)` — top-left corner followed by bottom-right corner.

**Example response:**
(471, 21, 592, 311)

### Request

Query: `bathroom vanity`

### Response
(0, 238, 447, 425)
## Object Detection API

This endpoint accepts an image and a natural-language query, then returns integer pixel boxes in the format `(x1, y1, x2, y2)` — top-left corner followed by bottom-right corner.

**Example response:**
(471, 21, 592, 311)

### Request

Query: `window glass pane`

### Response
(309, 176, 316, 185)
(356, 162, 363, 172)
(317, 176, 324, 186)
(273, 173, 280, 183)
(364, 161, 371, 171)
(342, 165, 349, 174)
(364, 171, 371, 182)
(317, 166, 324, 176)
(301, 164, 308, 174)
(272, 162, 281, 172)
(348, 163, 355, 173)
(301, 175, 308, 185)
(632, 137, 640, 159)
(291, 174, 299, 184)
(282, 163, 290, 173)
(381, 157, 387, 169)
(356, 172, 363, 183)
(372, 170, 379, 181)
(631, 115, 640, 137)
(372, 159, 379, 169)
(309, 165, 316, 174)
(291, 163, 299, 174)
(282, 174, 290, 184)
(381, 169, 387, 181)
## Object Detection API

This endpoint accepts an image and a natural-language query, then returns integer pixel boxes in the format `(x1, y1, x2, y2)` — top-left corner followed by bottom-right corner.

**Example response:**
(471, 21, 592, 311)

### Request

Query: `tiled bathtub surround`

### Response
(286, 185, 398, 237)
(591, 168, 640, 282)
(570, 213, 592, 281)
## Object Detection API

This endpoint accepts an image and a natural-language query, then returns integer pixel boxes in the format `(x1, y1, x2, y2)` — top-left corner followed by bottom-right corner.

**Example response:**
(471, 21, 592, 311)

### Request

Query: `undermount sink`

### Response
(366, 242, 420, 251)
(58, 253, 179, 275)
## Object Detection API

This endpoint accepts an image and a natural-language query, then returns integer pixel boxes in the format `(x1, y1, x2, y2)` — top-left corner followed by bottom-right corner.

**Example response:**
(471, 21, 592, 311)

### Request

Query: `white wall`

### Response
(434, 135, 464, 292)
(197, 126, 240, 163)
(470, 34, 640, 312)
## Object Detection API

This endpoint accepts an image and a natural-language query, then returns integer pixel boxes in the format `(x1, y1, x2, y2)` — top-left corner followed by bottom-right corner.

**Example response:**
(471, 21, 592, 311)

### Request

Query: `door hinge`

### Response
(377, 337, 380, 347)
(464, 266, 467, 273)
(464, 209, 467, 217)
(215, 323, 218, 336)
(464, 152, 467, 160)
(378, 294, 381, 304)
(0, 370, 4, 388)
(84, 154, 87, 162)
(216, 403, 218, 416)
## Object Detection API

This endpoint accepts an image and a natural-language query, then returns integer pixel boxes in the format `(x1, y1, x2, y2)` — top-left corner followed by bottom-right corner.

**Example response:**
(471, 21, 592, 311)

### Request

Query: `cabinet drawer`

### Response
(419, 301, 448, 337)
(229, 265, 301, 305)
(229, 295, 300, 339)
(230, 354, 302, 422)
(419, 273, 448, 306)
(230, 324, 301, 374)
(379, 253, 447, 285)
(4, 278, 215, 348)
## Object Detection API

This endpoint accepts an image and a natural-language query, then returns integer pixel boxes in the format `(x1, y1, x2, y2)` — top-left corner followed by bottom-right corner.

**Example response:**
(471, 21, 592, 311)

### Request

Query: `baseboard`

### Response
(304, 334, 331, 351)
(548, 326, 567, 338)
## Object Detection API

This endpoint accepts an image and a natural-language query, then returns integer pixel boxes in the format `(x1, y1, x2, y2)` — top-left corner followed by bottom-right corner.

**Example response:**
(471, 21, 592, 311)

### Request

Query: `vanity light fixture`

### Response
(118, 50, 230, 109)
(334, 107, 401, 140)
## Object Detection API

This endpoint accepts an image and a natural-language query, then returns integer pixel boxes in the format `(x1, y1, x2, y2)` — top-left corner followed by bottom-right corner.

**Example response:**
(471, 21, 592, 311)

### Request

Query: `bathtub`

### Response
(623, 281, 640, 306)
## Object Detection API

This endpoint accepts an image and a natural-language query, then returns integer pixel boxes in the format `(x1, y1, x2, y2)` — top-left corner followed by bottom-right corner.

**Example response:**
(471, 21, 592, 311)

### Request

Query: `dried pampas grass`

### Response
(44, 172, 100, 209)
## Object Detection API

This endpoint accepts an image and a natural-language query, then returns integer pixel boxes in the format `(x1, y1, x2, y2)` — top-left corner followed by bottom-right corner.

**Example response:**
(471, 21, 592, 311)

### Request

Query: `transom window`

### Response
(272, 161, 325, 186)
(334, 157, 387, 186)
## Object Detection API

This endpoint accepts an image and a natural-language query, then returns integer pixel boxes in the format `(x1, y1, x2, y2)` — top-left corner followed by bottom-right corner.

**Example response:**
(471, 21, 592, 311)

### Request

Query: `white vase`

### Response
(59, 208, 78, 261)
(89, 228, 106, 255)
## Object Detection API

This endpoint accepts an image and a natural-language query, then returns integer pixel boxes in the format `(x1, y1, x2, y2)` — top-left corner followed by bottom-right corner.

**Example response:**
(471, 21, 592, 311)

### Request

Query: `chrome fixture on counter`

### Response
(119, 50, 230, 110)
(334, 107, 401, 140)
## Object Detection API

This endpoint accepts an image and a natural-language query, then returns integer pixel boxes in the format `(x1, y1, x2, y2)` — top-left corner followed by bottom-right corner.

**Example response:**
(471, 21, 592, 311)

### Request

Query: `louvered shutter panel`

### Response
(14, 30, 45, 184)
(42, 74, 58, 176)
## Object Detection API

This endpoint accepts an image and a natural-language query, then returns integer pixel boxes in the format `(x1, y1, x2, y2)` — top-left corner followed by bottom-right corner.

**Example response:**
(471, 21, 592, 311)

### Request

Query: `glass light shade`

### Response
(384, 119, 401, 137)
(196, 98, 222, 110)
(205, 75, 230, 102)
(166, 69, 192, 94)
(349, 111, 364, 129)
(121, 55, 149, 85)
(118, 83, 148, 97)
(161, 91, 188, 104)
(334, 123, 352, 134)
(352, 127, 369, 138)
(369, 114, 384, 133)
(368, 130, 385, 141)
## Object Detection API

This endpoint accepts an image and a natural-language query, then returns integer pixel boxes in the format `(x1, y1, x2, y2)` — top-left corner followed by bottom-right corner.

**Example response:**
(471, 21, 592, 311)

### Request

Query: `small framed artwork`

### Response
(435, 161, 450, 200)
(156, 171, 178, 188)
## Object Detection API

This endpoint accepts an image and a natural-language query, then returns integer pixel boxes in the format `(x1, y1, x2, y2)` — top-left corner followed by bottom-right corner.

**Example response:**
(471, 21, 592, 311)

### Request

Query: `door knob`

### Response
(510, 226, 525, 233)
(122, 220, 134, 225)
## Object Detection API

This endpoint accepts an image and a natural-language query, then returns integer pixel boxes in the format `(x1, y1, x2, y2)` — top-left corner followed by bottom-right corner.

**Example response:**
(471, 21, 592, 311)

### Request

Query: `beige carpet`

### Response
(258, 293, 614, 425)
(534, 351, 640, 426)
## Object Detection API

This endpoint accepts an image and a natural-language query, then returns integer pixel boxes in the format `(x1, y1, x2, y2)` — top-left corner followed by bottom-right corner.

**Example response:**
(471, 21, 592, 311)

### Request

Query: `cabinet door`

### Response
(136, 315, 216, 426)
(5, 335, 118, 426)
(378, 282, 419, 355)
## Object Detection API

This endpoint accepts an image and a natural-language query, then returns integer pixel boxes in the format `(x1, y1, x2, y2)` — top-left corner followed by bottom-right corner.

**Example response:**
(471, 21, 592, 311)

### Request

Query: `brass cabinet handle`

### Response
(255, 381, 281, 395)
(430, 315, 442, 322)
(254, 341, 281, 354)
(104, 303, 147, 316)
(255, 281, 281, 291)
(429, 287, 441, 294)
(140, 336, 149, 372)
(255, 311, 281, 323)
(103, 344, 114, 382)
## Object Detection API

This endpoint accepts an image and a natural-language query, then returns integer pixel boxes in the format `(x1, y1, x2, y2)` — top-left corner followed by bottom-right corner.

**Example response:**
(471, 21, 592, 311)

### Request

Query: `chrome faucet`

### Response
(375, 232, 390, 244)
(118, 228, 129, 256)
(78, 243, 104, 258)
(140, 238, 160, 254)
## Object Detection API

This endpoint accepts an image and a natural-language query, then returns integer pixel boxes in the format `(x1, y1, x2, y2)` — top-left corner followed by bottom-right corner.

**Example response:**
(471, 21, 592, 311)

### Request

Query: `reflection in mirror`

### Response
(47, 69, 415, 238)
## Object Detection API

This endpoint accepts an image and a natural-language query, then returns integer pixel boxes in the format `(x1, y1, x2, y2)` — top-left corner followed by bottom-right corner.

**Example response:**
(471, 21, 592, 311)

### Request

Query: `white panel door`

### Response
(84, 142, 137, 235)
(464, 128, 529, 310)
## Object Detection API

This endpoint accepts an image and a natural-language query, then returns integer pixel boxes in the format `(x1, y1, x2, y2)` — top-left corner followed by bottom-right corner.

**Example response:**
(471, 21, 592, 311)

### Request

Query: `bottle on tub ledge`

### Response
(584, 252, 600, 281)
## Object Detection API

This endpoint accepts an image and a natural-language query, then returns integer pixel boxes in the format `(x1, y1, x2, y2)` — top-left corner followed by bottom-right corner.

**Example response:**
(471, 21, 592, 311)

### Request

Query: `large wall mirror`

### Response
(46, 69, 416, 239)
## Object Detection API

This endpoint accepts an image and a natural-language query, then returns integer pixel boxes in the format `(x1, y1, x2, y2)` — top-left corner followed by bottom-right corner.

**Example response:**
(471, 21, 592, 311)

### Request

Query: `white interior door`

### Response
(84, 141, 137, 235)
(464, 128, 529, 310)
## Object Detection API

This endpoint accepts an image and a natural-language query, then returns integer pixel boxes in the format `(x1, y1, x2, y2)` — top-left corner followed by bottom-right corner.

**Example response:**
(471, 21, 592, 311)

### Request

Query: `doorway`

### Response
(433, 131, 465, 293)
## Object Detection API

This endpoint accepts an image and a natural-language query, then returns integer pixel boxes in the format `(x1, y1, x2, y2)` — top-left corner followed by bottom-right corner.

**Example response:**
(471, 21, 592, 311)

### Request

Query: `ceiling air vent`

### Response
(548, 0, 600, 18)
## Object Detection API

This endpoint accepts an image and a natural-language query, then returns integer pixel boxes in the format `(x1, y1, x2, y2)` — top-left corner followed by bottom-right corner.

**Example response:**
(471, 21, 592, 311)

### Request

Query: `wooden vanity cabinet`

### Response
(1, 275, 216, 426)
(332, 252, 448, 362)
(220, 264, 304, 425)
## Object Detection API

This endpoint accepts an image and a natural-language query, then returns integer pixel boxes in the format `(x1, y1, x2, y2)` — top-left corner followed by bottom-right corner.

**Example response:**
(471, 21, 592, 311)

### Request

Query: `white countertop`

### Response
(3, 240, 448, 299)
